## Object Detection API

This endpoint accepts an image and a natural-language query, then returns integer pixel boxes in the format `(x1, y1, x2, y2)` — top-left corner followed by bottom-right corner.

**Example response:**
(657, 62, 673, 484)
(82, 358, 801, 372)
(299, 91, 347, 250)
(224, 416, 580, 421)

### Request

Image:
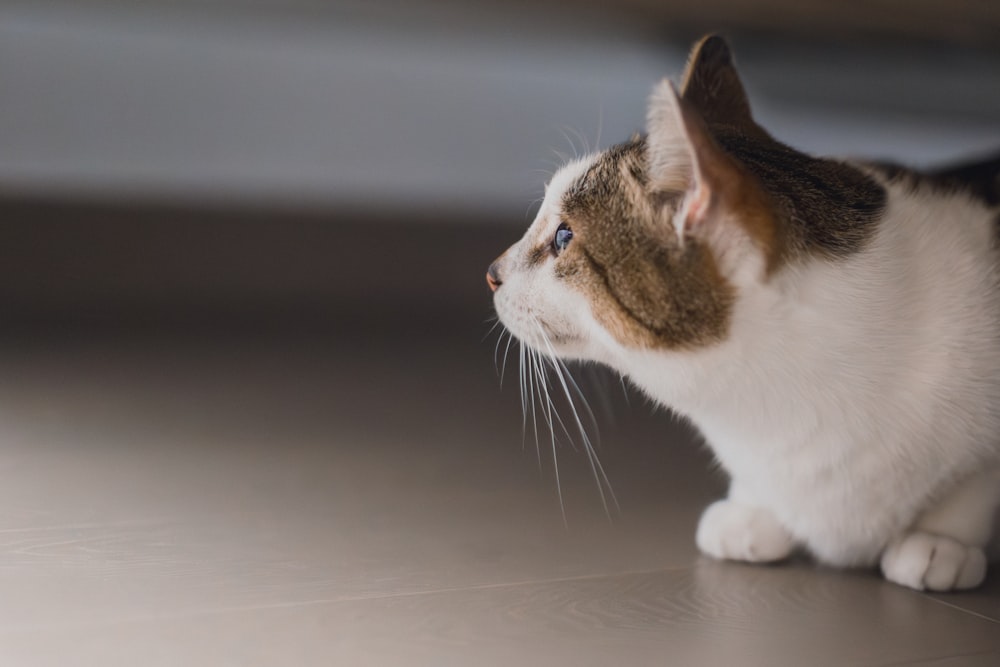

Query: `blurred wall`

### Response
(2, 1, 998, 218)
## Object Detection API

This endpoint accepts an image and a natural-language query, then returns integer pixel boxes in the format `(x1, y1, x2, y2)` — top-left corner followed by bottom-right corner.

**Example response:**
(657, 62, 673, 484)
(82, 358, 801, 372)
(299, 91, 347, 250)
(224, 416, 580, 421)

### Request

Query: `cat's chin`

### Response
(524, 334, 593, 362)
(499, 325, 587, 361)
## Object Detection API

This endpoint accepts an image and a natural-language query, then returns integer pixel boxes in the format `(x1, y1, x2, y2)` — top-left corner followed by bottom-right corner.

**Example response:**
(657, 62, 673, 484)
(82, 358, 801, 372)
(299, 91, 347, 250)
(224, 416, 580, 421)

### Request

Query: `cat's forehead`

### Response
(536, 138, 649, 234)
(561, 138, 653, 232)
(540, 157, 595, 220)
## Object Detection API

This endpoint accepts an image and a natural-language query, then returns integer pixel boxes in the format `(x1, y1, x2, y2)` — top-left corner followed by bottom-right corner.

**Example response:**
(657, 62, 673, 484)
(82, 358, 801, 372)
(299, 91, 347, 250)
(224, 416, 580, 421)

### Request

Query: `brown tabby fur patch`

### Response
(557, 139, 735, 349)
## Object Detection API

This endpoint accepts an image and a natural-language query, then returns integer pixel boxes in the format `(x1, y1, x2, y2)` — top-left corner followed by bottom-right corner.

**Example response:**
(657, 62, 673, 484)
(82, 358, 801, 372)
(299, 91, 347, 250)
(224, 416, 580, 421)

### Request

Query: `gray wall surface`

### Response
(2, 2, 999, 217)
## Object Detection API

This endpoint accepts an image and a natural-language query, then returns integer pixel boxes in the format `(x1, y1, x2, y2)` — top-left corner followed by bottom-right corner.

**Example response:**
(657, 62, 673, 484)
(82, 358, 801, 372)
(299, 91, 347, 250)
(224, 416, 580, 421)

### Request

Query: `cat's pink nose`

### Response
(486, 262, 502, 292)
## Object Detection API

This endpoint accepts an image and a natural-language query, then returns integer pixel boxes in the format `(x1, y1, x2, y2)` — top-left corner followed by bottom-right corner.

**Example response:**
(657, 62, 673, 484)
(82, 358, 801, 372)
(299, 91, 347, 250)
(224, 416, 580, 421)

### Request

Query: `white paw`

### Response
(696, 500, 795, 563)
(880, 532, 987, 592)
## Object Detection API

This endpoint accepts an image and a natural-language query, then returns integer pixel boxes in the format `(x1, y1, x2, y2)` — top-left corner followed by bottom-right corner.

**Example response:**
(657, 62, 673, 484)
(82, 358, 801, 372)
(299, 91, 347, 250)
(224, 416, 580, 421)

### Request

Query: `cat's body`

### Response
(626, 172, 1000, 571)
(489, 35, 1000, 591)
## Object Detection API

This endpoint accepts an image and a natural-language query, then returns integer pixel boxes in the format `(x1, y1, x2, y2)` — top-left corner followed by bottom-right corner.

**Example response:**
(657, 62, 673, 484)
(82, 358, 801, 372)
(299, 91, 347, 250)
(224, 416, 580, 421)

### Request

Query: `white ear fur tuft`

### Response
(646, 80, 694, 193)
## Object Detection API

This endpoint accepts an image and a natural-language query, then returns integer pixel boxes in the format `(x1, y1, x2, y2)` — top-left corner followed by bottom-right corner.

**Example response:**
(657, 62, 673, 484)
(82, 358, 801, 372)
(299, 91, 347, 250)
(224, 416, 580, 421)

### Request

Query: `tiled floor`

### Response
(0, 321, 997, 666)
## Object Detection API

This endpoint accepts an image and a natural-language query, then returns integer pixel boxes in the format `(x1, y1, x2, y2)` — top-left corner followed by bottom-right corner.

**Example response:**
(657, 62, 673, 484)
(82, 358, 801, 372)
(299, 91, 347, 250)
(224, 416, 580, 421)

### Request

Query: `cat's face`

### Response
(489, 139, 736, 363)
(489, 36, 779, 362)
(488, 156, 602, 359)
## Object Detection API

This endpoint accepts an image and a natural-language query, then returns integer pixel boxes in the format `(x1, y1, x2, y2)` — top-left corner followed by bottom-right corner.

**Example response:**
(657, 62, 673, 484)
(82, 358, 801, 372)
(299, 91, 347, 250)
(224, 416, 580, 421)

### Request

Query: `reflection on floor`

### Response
(0, 321, 996, 666)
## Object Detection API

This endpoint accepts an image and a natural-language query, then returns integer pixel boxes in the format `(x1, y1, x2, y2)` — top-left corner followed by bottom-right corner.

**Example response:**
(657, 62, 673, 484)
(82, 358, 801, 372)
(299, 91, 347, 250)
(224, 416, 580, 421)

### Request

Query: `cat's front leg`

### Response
(696, 497, 796, 563)
(880, 467, 999, 591)
(880, 533, 986, 591)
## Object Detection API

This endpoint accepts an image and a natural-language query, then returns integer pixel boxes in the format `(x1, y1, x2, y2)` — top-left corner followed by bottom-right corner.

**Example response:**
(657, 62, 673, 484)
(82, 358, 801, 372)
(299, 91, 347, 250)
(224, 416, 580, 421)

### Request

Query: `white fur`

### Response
(496, 165, 1000, 591)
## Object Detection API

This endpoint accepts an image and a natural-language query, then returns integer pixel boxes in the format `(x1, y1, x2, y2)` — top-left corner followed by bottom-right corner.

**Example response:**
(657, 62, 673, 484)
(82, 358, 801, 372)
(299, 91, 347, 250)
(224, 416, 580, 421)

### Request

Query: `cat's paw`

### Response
(696, 500, 795, 563)
(880, 532, 987, 592)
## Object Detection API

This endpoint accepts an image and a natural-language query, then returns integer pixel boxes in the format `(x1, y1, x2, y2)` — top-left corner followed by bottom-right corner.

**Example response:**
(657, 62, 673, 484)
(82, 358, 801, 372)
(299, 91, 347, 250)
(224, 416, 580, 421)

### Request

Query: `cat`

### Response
(488, 34, 1000, 592)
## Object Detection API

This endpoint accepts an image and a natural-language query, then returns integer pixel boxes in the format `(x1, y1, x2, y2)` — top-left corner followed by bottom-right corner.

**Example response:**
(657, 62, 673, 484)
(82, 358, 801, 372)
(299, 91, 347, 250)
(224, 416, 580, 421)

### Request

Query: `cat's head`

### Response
(488, 35, 782, 362)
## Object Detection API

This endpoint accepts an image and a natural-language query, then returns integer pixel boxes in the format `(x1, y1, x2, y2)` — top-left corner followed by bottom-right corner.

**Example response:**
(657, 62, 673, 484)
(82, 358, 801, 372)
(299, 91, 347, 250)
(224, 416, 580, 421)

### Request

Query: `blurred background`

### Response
(1, 0, 999, 328)
(1, 2, 1000, 664)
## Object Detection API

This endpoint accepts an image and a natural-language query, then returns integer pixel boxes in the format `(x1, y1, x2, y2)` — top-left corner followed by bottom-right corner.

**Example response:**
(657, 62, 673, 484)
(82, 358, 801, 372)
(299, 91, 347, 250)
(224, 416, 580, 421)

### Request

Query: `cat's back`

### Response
(775, 154, 1000, 357)
(865, 154, 1000, 314)
(873, 151, 1000, 209)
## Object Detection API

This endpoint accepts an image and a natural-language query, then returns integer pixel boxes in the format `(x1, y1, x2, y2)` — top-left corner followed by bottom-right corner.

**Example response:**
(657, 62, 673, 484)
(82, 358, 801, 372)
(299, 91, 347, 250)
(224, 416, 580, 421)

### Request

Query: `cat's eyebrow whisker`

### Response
(568, 124, 592, 157)
(524, 197, 544, 220)
(594, 104, 604, 151)
(535, 323, 619, 520)
(555, 126, 580, 161)
(550, 148, 572, 166)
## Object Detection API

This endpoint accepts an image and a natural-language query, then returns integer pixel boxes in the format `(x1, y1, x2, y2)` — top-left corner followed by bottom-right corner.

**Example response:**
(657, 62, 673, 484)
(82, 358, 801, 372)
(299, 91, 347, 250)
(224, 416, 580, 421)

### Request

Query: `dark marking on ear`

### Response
(680, 34, 764, 138)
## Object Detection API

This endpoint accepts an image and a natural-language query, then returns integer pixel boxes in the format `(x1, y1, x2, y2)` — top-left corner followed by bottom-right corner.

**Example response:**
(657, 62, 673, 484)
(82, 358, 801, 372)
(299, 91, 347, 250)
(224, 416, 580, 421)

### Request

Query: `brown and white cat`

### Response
(488, 35, 1000, 591)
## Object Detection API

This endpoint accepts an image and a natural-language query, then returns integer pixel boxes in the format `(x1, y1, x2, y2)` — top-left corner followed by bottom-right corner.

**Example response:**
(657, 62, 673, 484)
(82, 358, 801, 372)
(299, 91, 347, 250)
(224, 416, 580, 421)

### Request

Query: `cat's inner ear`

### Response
(646, 81, 775, 268)
(679, 35, 757, 135)
(646, 81, 728, 232)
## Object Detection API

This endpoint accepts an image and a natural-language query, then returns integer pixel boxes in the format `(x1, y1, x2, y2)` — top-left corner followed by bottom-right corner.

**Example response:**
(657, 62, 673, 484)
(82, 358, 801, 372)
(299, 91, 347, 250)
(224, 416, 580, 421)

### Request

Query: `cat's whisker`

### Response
(499, 330, 515, 388)
(530, 348, 556, 443)
(619, 373, 631, 405)
(530, 345, 566, 525)
(526, 347, 541, 470)
(553, 357, 602, 448)
(531, 349, 577, 448)
(524, 347, 552, 483)
(481, 316, 503, 343)
(493, 328, 507, 376)
(535, 323, 619, 519)
(517, 341, 528, 451)
(542, 388, 581, 456)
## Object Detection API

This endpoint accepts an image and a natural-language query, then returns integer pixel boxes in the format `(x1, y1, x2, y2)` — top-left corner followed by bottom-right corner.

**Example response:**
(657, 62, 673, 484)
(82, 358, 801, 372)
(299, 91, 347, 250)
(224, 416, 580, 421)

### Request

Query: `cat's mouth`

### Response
(492, 292, 584, 356)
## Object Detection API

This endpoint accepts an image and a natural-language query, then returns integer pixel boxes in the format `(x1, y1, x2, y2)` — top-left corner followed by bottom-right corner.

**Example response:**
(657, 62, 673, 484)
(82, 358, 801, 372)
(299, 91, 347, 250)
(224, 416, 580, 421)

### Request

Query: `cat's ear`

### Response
(680, 35, 757, 134)
(647, 81, 775, 274)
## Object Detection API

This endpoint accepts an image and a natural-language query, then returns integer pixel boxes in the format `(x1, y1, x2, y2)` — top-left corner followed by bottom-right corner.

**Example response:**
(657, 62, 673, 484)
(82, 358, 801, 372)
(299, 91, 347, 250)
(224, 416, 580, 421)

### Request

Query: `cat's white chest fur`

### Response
(620, 181, 1000, 570)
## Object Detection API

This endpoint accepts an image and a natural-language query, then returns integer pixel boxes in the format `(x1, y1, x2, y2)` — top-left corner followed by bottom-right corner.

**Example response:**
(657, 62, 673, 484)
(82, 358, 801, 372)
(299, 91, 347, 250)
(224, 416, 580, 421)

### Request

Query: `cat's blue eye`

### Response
(552, 222, 573, 255)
